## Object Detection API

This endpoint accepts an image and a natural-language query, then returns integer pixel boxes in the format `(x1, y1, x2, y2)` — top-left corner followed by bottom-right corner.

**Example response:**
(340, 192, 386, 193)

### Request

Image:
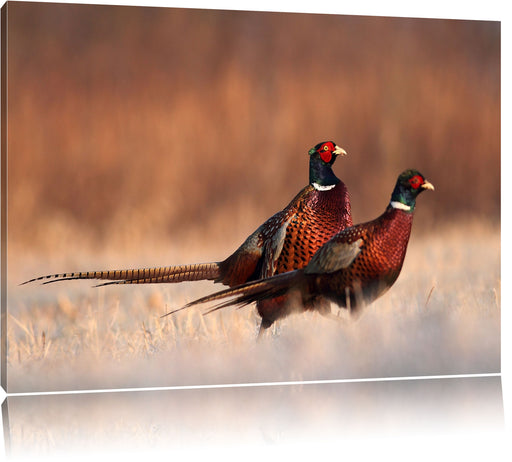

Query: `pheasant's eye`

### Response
(323, 145, 329, 151)
(409, 175, 423, 189)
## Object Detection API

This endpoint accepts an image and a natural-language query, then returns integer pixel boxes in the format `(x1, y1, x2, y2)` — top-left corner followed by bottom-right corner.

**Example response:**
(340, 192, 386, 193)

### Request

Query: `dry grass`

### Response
(6, 220, 500, 392)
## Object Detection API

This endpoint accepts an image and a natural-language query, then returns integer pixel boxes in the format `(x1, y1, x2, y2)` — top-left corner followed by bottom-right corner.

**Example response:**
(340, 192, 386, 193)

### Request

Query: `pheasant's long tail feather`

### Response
(20, 262, 221, 286)
(163, 270, 305, 317)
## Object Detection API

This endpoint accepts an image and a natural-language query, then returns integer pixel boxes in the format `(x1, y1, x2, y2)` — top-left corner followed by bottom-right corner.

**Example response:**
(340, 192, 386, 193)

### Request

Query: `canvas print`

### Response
(1, 2, 500, 393)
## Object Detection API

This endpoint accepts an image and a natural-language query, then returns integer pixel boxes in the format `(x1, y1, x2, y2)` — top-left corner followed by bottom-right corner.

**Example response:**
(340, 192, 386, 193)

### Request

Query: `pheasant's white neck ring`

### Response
(313, 183, 336, 191)
(390, 201, 411, 211)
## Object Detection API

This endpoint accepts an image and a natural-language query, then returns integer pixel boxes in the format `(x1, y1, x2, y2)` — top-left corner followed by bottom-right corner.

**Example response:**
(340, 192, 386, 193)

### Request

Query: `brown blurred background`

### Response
(6, 2, 500, 259)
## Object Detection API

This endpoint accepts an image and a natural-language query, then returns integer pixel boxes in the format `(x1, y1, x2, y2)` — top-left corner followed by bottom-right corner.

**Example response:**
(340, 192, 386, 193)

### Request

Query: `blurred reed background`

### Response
(7, 2, 500, 260)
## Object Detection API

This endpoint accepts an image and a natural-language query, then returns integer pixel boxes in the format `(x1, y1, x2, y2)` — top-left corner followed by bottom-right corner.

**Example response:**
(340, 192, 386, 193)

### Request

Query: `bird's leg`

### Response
(320, 310, 349, 324)
(319, 301, 350, 323)
(257, 318, 274, 341)
(345, 286, 352, 315)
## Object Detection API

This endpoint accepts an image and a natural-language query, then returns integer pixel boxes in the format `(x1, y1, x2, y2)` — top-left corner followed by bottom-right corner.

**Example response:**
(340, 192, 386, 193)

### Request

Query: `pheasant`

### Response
(166, 169, 434, 331)
(23, 141, 353, 332)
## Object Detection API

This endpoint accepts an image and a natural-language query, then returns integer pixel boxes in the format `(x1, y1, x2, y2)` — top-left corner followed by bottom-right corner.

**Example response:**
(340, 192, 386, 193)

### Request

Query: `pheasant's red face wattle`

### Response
(320, 151, 332, 163)
(408, 175, 424, 189)
(318, 142, 335, 163)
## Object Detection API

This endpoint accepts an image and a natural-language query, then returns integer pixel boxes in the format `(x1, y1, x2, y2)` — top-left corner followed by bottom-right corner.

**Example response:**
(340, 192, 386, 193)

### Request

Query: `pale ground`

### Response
(5, 221, 500, 393)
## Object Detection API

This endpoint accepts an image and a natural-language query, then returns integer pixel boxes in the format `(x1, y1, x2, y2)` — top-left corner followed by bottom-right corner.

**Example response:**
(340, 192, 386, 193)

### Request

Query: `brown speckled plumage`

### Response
(216, 180, 351, 288)
(273, 183, 352, 274)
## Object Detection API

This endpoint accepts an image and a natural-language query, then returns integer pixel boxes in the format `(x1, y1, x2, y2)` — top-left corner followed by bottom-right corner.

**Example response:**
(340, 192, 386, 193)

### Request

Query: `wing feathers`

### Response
(305, 238, 362, 275)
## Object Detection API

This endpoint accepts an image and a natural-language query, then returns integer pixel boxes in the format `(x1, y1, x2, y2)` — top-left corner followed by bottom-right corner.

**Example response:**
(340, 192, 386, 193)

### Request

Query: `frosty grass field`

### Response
(7, 220, 500, 392)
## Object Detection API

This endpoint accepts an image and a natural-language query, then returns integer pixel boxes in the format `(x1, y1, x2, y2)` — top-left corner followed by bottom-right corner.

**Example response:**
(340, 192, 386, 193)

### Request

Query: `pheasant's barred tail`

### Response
(21, 262, 221, 286)
(164, 270, 304, 317)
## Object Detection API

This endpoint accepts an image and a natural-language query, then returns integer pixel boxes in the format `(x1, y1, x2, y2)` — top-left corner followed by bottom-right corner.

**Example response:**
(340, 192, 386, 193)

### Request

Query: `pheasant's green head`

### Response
(390, 169, 434, 212)
(308, 141, 347, 190)
(308, 141, 346, 165)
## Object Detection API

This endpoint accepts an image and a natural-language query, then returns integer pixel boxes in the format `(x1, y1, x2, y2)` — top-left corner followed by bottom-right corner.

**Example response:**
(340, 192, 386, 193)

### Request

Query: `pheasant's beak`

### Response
(334, 146, 347, 157)
(422, 180, 435, 191)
